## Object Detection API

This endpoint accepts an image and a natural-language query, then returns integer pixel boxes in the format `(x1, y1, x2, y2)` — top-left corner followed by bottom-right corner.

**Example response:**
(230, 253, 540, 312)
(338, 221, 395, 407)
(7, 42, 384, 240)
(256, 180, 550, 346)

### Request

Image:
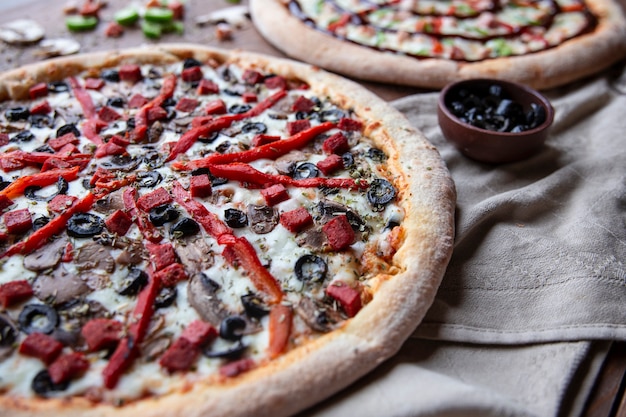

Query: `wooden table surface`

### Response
(0, 1, 623, 416)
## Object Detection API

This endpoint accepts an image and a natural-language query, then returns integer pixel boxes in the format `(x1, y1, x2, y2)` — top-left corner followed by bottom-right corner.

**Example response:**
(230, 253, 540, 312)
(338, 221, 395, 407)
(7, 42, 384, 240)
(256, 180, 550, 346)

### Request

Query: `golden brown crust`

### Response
(250, 0, 626, 90)
(0, 44, 455, 417)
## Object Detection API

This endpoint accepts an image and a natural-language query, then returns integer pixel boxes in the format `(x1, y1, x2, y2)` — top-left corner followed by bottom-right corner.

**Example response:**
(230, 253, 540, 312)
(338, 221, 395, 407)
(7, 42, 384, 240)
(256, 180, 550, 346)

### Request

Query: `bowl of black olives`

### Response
(438, 78, 554, 164)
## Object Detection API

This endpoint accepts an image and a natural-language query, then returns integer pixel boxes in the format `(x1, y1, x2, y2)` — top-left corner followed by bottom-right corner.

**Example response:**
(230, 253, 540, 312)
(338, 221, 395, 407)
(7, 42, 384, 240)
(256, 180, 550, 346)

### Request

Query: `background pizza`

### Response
(251, 0, 626, 89)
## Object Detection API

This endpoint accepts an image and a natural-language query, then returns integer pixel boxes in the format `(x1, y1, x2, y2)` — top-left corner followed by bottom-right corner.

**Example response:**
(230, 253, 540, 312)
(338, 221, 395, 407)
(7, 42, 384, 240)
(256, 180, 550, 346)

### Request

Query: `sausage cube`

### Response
(261, 184, 289, 206)
(0, 280, 33, 308)
(48, 352, 89, 384)
(325, 281, 362, 317)
(189, 174, 212, 198)
(322, 132, 350, 155)
(280, 207, 313, 233)
(105, 209, 132, 236)
(3, 208, 32, 234)
(137, 187, 172, 212)
(19, 332, 63, 364)
(322, 215, 355, 251)
(316, 154, 344, 175)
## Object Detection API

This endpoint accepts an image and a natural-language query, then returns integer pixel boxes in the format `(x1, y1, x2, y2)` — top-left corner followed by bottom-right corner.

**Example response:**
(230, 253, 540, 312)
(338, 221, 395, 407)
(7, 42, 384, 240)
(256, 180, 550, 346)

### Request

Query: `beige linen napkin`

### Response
(303, 62, 626, 417)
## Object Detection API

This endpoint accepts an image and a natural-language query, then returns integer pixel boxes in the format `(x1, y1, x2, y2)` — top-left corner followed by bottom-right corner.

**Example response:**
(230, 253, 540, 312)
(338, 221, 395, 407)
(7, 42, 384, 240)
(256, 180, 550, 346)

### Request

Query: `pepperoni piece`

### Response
(4, 208, 32, 234)
(279, 207, 313, 233)
(0, 280, 33, 308)
(322, 215, 355, 251)
(18, 332, 63, 364)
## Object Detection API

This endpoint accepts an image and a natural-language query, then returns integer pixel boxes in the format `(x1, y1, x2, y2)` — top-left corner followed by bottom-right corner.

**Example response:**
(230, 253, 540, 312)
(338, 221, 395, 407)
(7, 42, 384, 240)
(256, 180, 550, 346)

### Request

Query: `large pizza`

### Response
(0, 44, 455, 416)
(251, 0, 626, 89)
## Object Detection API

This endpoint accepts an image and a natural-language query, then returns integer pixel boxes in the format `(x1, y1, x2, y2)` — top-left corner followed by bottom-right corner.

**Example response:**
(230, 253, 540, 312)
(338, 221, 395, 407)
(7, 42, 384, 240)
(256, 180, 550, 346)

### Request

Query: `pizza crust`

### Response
(251, 0, 626, 90)
(0, 44, 455, 417)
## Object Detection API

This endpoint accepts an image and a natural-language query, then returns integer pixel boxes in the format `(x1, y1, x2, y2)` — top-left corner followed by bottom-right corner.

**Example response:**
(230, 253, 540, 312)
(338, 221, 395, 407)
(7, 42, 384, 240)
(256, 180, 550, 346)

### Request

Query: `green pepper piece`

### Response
(66, 16, 98, 32)
(144, 7, 174, 24)
(141, 21, 162, 39)
(114, 8, 140, 26)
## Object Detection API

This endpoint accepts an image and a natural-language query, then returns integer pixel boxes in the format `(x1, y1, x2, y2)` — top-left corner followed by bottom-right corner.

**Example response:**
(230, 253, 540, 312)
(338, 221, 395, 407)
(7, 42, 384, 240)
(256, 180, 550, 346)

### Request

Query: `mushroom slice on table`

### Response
(36, 38, 81, 57)
(0, 19, 45, 45)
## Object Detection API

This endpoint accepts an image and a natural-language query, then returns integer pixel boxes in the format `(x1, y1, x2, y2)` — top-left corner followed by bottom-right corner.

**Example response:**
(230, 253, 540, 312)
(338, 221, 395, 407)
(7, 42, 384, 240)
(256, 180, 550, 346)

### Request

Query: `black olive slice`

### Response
(0, 314, 17, 347)
(183, 58, 202, 68)
(56, 123, 80, 138)
(5, 106, 30, 121)
(66, 213, 104, 238)
(18, 304, 59, 335)
(341, 152, 355, 169)
(29, 114, 54, 128)
(47, 81, 70, 93)
(295, 254, 327, 282)
(31, 216, 49, 231)
(24, 177, 68, 202)
(10, 131, 35, 143)
(32, 369, 69, 396)
(170, 217, 200, 238)
(224, 208, 248, 228)
(228, 104, 252, 114)
(202, 341, 247, 360)
(33, 144, 55, 153)
(320, 109, 346, 122)
(241, 293, 269, 319)
(367, 178, 397, 209)
(292, 162, 319, 180)
(198, 131, 219, 144)
(136, 170, 163, 188)
(219, 316, 247, 341)
(106, 97, 125, 108)
(241, 122, 267, 135)
(149, 204, 179, 226)
(154, 286, 177, 309)
(102, 155, 140, 172)
(100, 69, 120, 82)
(118, 267, 148, 296)
(367, 147, 386, 162)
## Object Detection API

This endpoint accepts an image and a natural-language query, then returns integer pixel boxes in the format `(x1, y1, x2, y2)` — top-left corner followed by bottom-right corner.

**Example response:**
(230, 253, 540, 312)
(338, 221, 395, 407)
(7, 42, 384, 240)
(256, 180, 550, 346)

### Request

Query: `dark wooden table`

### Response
(0, 1, 623, 416)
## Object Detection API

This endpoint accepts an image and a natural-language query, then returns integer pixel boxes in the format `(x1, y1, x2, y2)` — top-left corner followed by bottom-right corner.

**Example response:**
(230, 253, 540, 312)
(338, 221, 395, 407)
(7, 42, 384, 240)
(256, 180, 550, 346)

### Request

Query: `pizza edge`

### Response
(250, 0, 626, 90)
(0, 44, 455, 417)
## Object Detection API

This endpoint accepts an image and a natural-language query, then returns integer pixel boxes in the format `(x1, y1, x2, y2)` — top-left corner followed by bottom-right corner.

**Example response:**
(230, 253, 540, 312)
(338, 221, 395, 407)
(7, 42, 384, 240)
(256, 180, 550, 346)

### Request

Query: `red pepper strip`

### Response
(2, 192, 95, 258)
(171, 181, 232, 239)
(267, 304, 293, 359)
(68, 77, 96, 119)
(207, 162, 368, 190)
(0, 167, 80, 199)
(222, 235, 284, 304)
(183, 122, 336, 168)
(166, 90, 288, 163)
(134, 74, 177, 142)
(239, 89, 287, 118)
(81, 119, 105, 146)
(122, 187, 162, 243)
(92, 174, 137, 198)
(103, 270, 160, 389)
(165, 117, 234, 162)
(2, 150, 92, 167)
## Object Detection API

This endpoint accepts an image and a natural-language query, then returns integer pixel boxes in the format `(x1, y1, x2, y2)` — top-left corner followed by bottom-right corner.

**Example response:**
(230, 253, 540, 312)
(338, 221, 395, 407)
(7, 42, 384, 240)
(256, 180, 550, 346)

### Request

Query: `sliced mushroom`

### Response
(274, 151, 306, 175)
(187, 273, 229, 326)
(35, 38, 80, 58)
(247, 205, 278, 234)
(23, 236, 68, 272)
(296, 297, 342, 333)
(74, 242, 115, 273)
(92, 189, 125, 214)
(32, 266, 91, 306)
(114, 238, 148, 266)
(195, 6, 250, 29)
(0, 19, 45, 45)
(173, 236, 214, 276)
(0, 313, 18, 361)
(297, 227, 326, 251)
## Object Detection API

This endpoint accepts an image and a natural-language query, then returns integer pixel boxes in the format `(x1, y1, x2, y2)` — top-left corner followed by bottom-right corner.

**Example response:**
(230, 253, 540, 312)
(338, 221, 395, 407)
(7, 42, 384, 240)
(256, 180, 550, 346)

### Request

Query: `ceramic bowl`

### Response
(438, 78, 554, 164)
